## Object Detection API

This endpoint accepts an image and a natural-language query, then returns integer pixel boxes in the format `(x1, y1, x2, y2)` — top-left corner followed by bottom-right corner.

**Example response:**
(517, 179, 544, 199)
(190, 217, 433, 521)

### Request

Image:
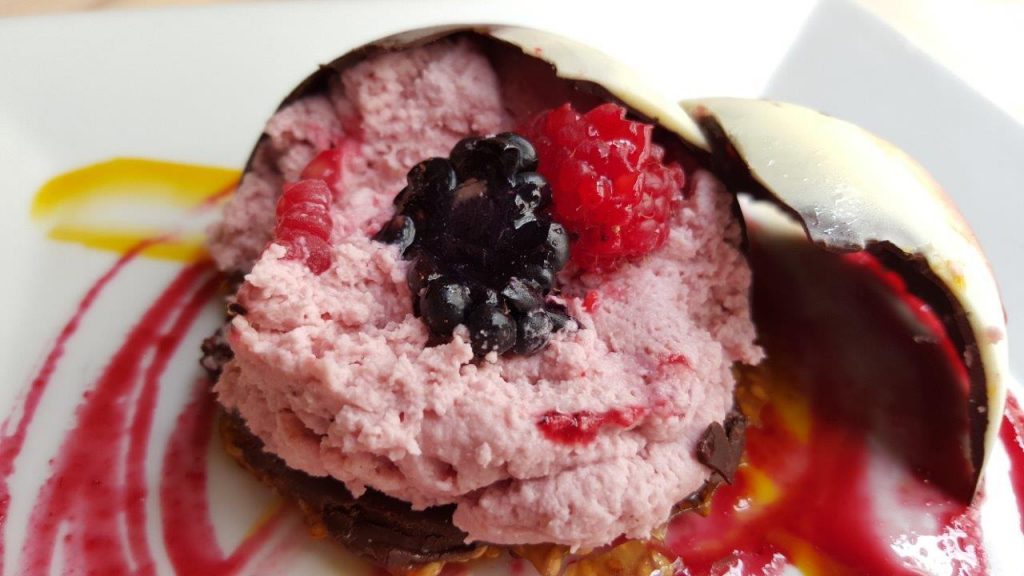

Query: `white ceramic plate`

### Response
(1, 0, 1020, 574)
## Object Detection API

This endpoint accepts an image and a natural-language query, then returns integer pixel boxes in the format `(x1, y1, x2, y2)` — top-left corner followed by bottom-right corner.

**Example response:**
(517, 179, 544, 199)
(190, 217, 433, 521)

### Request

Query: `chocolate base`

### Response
(219, 411, 483, 569)
(205, 324, 745, 569)
(219, 408, 743, 568)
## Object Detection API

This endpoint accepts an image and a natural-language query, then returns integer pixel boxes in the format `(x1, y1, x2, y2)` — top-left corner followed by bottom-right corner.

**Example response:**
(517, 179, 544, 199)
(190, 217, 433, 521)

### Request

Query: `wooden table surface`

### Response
(0, 0, 242, 17)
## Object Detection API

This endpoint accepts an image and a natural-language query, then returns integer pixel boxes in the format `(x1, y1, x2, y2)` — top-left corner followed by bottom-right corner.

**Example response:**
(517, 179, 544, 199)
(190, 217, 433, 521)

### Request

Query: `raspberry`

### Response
(274, 179, 334, 274)
(301, 147, 344, 192)
(271, 147, 346, 274)
(520, 103, 686, 269)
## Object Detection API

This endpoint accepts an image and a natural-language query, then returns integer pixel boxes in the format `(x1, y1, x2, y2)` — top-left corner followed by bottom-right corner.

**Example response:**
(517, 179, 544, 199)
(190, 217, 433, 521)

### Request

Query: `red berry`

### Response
(538, 407, 646, 445)
(275, 211, 332, 242)
(300, 235, 333, 275)
(520, 103, 685, 269)
(275, 179, 332, 219)
(274, 179, 334, 274)
(301, 147, 343, 192)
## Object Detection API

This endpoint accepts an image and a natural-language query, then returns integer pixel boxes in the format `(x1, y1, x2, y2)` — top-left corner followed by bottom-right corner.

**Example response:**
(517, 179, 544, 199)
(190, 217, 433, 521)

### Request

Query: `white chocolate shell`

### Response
(681, 98, 1009, 486)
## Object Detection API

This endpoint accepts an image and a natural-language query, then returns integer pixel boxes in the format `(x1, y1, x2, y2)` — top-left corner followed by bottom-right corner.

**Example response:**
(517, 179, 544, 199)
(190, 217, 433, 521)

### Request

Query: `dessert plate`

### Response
(0, 0, 1020, 574)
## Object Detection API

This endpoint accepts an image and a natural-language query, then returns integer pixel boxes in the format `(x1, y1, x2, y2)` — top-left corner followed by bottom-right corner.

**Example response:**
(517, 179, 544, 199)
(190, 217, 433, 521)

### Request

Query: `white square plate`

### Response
(0, 0, 1020, 574)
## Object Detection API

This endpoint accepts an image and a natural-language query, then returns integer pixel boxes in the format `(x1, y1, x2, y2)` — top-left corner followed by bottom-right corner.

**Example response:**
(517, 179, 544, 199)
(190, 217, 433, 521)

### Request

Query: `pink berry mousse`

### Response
(209, 38, 762, 549)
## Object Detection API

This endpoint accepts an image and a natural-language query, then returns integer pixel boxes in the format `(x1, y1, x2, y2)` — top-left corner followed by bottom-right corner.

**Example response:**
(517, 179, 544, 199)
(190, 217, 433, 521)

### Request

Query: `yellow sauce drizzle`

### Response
(48, 227, 210, 263)
(742, 467, 781, 507)
(31, 158, 239, 261)
(775, 535, 841, 576)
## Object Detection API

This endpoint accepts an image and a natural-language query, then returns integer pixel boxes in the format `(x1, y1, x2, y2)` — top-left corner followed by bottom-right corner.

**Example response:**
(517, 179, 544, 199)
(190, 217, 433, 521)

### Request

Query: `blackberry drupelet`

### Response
(374, 132, 572, 357)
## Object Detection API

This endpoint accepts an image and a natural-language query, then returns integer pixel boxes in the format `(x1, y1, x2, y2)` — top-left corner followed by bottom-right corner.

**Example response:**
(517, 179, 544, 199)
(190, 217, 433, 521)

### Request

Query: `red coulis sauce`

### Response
(161, 382, 285, 575)
(538, 407, 646, 444)
(20, 260, 220, 575)
(665, 227, 992, 574)
(0, 241, 154, 574)
(0, 207, 1021, 573)
(0, 244, 281, 575)
(1001, 395, 1024, 533)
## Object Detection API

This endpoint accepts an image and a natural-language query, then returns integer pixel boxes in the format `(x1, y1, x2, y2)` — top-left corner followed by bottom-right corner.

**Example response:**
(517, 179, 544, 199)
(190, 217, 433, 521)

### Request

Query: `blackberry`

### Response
(469, 282, 501, 309)
(514, 310, 553, 355)
(420, 278, 471, 335)
(374, 132, 575, 358)
(372, 214, 415, 255)
(407, 254, 442, 298)
(545, 302, 573, 332)
(398, 158, 458, 231)
(449, 136, 483, 177)
(501, 277, 543, 314)
(513, 172, 550, 211)
(486, 132, 539, 175)
(408, 157, 458, 196)
(514, 262, 554, 292)
(543, 223, 570, 270)
(467, 305, 516, 357)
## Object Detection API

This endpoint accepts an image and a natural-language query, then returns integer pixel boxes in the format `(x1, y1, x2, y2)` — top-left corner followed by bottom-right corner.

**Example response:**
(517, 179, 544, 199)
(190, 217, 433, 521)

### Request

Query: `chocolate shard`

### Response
(199, 326, 234, 380)
(672, 475, 723, 517)
(219, 411, 483, 569)
(226, 300, 247, 318)
(674, 411, 748, 517)
(696, 411, 746, 484)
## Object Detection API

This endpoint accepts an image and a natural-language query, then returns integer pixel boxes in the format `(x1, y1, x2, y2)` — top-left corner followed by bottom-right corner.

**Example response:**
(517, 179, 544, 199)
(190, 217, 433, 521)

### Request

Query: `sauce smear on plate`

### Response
(0, 159, 1021, 575)
(1000, 395, 1024, 533)
(663, 228, 990, 575)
